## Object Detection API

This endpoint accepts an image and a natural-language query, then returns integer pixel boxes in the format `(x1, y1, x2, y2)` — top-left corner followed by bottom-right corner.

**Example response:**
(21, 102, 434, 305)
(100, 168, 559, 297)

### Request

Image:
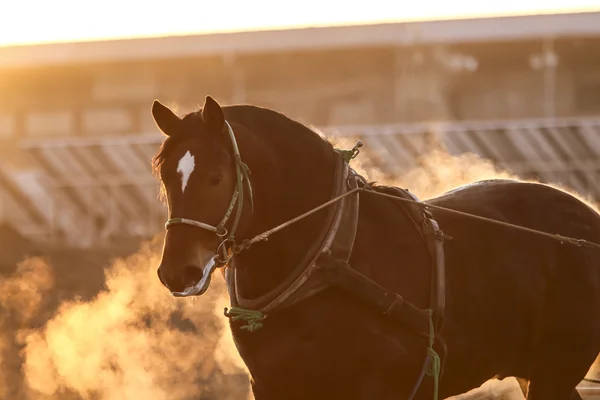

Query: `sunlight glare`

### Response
(1, 0, 600, 47)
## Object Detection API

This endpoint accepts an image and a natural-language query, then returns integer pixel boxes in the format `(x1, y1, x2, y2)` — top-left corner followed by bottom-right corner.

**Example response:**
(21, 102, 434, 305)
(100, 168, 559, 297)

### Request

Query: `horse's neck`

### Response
(235, 134, 337, 299)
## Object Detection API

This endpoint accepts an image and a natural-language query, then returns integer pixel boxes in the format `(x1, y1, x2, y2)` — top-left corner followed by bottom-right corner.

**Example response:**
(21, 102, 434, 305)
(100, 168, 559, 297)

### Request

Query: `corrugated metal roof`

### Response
(19, 116, 600, 189)
(1, 11, 599, 69)
(3, 135, 161, 247)
(8, 115, 600, 246)
(0, 166, 47, 239)
(327, 117, 600, 199)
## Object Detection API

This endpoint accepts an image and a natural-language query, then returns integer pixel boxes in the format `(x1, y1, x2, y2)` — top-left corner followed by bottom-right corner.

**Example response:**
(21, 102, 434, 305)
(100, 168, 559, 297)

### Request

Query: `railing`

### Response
(3, 116, 600, 248)
(323, 116, 600, 199)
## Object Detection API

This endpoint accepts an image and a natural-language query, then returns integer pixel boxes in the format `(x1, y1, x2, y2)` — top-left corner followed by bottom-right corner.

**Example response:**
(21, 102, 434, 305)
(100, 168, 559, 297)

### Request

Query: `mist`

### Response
(0, 239, 250, 400)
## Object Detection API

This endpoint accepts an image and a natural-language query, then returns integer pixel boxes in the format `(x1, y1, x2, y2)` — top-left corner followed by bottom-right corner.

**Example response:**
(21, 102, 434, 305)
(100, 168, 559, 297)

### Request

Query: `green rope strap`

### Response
(336, 149, 356, 163)
(335, 140, 364, 163)
(224, 306, 266, 332)
(426, 309, 441, 400)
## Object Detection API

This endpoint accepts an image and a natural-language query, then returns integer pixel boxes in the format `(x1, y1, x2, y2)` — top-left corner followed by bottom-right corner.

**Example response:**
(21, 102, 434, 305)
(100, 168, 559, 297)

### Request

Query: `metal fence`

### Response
(3, 116, 600, 248)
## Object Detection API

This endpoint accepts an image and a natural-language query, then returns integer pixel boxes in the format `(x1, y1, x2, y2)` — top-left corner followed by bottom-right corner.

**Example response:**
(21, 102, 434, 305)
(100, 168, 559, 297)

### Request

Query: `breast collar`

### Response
(224, 151, 360, 313)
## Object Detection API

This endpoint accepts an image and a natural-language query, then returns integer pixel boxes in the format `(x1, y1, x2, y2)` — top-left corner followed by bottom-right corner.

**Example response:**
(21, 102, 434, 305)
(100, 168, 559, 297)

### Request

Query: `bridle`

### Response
(164, 121, 254, 265)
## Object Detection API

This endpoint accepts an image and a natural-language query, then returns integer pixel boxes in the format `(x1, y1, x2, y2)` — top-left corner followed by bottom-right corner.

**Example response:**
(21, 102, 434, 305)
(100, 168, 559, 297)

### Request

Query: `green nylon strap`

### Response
(335, 140, 363, 163)
(228, 160, 244, 237)
(224, 306, 266, 332)
(220, 122, 253, 241)
(426, 309, 441, 400)
(336, 149, 356, 163)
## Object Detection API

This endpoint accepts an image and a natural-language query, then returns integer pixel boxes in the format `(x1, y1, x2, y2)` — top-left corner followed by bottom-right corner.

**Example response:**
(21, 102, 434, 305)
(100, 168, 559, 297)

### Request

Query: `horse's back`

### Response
(428, 178, 600, 240)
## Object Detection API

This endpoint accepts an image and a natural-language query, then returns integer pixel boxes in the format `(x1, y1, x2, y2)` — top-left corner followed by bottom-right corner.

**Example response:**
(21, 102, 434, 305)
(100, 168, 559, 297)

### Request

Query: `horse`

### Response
(150, 95, 600, 400)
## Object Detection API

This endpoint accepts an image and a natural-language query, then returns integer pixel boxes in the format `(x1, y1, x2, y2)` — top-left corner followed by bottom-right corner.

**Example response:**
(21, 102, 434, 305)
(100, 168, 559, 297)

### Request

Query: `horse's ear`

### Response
(152, 100, 181, 136)
(201, 96, 225, 134)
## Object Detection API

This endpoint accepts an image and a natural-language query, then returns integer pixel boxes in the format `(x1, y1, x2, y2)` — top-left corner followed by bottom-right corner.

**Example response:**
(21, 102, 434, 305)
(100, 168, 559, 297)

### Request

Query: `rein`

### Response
(237, 180, 600, 254)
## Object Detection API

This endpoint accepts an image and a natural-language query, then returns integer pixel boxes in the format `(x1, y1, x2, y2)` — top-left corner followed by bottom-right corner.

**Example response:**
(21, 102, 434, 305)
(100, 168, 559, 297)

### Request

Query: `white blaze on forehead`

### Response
(177, 151, 195, 193)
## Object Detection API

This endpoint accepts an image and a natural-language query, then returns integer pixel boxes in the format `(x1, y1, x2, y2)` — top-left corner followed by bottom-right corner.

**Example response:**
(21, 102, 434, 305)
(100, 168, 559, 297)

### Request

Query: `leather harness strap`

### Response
(390, 187, 447, 333)
(318, 254, 433, 337)
(315, 184, 448, 338)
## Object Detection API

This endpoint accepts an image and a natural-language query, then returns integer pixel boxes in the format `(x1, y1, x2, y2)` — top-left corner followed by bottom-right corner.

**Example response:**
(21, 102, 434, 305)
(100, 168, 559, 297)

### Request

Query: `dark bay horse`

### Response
(151, 95, 600, 399)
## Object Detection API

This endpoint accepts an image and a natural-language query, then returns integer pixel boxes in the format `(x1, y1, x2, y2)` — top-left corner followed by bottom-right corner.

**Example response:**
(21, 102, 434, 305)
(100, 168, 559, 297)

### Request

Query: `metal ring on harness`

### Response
(216, 238, 236, 265)
(215, 225, 228, 238)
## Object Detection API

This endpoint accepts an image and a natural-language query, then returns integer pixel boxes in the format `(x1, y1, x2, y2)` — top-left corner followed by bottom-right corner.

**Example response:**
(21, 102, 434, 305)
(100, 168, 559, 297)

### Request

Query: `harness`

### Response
(164, 121, 447, 399)
(162, 118, 600, 397)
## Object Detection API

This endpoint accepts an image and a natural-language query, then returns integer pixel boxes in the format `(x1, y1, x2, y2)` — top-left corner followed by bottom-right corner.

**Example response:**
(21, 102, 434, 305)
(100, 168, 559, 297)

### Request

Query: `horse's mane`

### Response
(152, 139, 173, 177)
(151, 105, 335, 178)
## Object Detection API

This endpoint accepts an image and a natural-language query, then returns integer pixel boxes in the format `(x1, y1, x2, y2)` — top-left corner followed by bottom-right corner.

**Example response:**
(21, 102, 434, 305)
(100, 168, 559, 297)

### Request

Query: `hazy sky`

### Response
(1, 0, 600, 46)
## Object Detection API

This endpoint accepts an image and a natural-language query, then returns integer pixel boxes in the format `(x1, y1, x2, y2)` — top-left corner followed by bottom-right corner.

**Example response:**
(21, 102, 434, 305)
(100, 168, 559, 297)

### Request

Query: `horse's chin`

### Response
(171, 257, 218, 298)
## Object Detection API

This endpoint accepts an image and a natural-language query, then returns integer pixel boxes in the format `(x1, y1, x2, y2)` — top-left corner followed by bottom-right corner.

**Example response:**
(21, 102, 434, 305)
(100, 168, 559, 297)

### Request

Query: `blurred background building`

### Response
(1, 10, 600, 248)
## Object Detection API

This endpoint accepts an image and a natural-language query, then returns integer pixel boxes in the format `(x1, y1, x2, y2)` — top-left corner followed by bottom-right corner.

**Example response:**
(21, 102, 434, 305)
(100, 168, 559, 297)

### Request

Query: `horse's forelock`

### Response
(151, 111, 202, 176)
(151, 138, 172, 177)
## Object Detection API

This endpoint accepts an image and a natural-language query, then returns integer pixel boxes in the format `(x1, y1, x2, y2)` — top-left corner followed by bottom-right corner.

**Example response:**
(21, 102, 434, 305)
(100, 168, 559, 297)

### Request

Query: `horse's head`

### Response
(151, 96, 252, 296)
(151, 95, 340, 303)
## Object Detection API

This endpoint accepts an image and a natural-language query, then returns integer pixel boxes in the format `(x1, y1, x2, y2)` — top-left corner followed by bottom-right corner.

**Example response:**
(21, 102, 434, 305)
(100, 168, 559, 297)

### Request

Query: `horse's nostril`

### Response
(182, 265, 204, 287)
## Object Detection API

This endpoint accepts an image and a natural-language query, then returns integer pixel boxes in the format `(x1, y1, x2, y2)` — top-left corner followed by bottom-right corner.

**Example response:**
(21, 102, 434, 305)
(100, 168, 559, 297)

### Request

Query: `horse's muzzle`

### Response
(158, 256, 218, 297)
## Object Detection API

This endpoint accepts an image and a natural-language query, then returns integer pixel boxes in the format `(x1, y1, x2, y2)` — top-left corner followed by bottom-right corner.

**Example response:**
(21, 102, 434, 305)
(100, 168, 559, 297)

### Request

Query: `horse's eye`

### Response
(209, 174, 222, 187)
